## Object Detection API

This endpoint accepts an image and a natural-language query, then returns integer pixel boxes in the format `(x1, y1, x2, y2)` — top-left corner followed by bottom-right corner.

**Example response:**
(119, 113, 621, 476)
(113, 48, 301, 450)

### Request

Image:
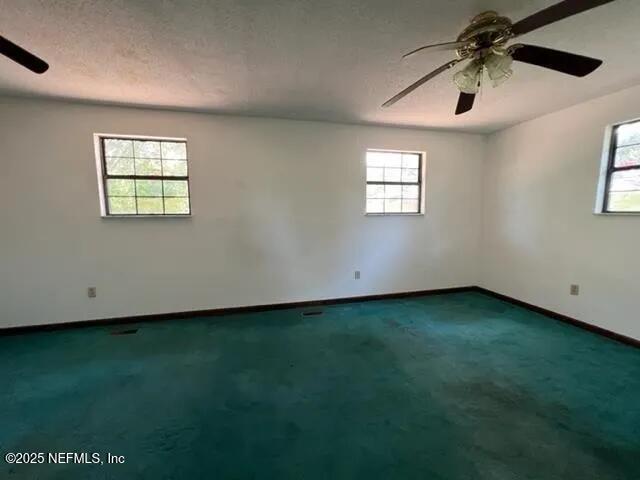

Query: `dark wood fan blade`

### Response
(511, 0, 617, 36)
(510, 44, 602, 77)
(382, 59, 461, 108)
(0, 36, 49, 74)
(403, 41, 471, 59)
(455, 93, 475, 115)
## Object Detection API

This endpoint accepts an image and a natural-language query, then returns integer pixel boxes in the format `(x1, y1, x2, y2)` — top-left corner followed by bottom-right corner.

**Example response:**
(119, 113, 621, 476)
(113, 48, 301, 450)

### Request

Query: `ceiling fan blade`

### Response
(382, 59, 462, 108)
(0, 35, 49, 74)
(403, 41, 471, 59)
(455, 92, 475, 115)
(511, 0, 617, 36)
(510, 44, 602, 77)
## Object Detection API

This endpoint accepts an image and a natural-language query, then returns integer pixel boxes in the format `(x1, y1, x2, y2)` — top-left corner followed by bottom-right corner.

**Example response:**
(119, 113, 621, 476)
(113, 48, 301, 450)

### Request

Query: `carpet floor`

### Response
(1, 292, 639, 479)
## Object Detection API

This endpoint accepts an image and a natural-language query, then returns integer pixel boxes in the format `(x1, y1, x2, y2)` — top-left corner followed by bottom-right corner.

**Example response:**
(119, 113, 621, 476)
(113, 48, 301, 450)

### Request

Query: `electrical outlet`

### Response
(87, 287, 97, 298)
(570, 284, 579, 296)
(354, 270, 361, 280)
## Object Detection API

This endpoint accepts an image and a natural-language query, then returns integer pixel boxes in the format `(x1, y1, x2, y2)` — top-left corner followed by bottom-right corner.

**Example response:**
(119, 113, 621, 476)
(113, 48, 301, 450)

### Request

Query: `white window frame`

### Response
(94, 133, 192, 218)
(595, 118, 640, 215)
(364, 149, 426, 216)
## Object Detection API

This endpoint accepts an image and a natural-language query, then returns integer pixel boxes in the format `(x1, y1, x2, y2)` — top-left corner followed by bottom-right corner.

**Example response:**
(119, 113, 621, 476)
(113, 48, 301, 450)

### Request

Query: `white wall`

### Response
(481, 84, 640, 341)
(0, 97, 485, 328)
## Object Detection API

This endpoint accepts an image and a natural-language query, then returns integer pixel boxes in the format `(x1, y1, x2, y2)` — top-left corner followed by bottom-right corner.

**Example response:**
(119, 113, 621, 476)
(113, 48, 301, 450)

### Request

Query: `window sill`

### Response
(593, 212, 640, 216)
(101, 215, 192, 219)
(365, 213, 424, 217)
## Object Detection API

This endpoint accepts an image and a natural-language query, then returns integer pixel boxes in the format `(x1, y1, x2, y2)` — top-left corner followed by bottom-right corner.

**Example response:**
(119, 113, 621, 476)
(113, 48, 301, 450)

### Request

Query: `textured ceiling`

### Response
(1, 0, 639, 133)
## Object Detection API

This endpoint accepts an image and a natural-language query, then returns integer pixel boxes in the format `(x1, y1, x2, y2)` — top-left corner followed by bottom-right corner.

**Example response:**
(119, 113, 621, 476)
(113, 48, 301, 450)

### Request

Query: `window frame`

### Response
(365, 149, 425, 216)
(95, 134, 192, 218)
(599, 119, 640, 215)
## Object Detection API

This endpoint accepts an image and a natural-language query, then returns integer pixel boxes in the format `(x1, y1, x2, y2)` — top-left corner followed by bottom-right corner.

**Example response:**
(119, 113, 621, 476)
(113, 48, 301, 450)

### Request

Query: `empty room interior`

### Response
(1, 0, 639, 478)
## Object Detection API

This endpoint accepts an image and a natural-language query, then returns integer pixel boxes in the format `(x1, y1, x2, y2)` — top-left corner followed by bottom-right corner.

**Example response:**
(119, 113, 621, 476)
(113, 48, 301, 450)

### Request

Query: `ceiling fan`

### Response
(0, 35, 49, 74)
(382, 0, 616, 115)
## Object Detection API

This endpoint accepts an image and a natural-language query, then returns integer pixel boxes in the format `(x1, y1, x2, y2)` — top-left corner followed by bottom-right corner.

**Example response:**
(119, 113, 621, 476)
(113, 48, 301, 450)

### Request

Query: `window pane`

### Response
(385, 198, 402, 213)
(366, 152, 387, 167)
(365, 150, 423, 215)
(108, 196, 136, 214)
(614, 145, 640, 168)
(367, 151, 404, 168)
(162, 160, 188, 177)
(616, 122, 640, 147)
(137, 197, 164, 214)
(608, 170, 640, 212)
(402, 154, 419, 168)
(107, 179, 135, 196)
(135, 179, 163, 197)
(135, 158, 162, 176)
(367, 167, 383, 181)
(384, 168, 401, 182)
(609, 170, 640, 192)
(402, 185, 419, 199)
(105, 156, 134, 175)
(134, 140, 161, 158)
(163, 180, 189, 197)
(402, 168, 419, 183)
(101, 137, 191, 217)
(385, 185, 402, 198)
(104, 139, 133, 157)
(161, 142, 187, 159)
(164, 197, 190, 215)
(366, 199, 384, 213)
(608, 191, 640, 212)
(402, 199, 419, 213)
(366, 184, 384, 198)
(383, 153, 402, 168)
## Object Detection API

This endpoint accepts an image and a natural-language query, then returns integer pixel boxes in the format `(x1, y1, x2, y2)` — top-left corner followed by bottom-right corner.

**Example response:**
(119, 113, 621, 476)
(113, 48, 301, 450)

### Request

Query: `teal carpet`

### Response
(1, 292, 639, 479)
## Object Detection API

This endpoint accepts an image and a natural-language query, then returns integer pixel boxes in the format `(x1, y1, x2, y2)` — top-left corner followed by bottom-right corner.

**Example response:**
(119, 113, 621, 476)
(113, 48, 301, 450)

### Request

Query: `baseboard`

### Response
(4, 286, 638, 348)
(474, 287, 639, 349)
(0, 286, 475, 336)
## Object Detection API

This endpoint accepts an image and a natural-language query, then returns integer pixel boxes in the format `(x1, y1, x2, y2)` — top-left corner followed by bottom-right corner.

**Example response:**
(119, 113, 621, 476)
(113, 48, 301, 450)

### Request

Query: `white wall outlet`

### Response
(570, 284, 579, 296)
(87, 287, 97, 298)
(354, 270, 361, 280)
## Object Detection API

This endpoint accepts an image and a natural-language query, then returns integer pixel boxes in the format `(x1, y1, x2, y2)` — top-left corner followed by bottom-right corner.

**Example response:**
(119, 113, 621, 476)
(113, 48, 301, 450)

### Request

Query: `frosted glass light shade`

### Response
(453, 59, 482, 94)
(485, 51, 513, 87)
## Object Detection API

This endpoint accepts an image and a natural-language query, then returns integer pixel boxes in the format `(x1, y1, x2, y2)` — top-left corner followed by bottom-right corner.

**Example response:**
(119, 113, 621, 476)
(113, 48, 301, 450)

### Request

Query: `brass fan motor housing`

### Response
(455, 11, 513, 59)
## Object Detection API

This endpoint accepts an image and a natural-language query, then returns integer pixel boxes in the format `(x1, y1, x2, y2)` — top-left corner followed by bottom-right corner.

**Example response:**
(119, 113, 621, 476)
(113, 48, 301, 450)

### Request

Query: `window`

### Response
(366, 150, 423, 214)
(601, 120, 640, 213)
(97, 136, 191, 216)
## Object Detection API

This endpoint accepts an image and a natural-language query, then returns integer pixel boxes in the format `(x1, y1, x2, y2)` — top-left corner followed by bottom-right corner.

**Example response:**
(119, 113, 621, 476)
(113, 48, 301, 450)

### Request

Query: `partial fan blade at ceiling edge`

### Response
(0, 35, 49, 74)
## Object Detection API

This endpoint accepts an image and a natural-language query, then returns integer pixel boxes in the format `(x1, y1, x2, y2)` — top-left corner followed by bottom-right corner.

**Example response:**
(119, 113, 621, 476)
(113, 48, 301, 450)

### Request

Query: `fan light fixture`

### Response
(484, 48, 513, 87)
(453, 49, 514, 94)
(453, 59, 483, 94)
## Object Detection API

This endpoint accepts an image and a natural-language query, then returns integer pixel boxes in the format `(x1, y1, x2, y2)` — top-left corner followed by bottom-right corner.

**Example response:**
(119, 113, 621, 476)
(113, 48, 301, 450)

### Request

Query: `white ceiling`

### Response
(1, 0, 639, 133)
